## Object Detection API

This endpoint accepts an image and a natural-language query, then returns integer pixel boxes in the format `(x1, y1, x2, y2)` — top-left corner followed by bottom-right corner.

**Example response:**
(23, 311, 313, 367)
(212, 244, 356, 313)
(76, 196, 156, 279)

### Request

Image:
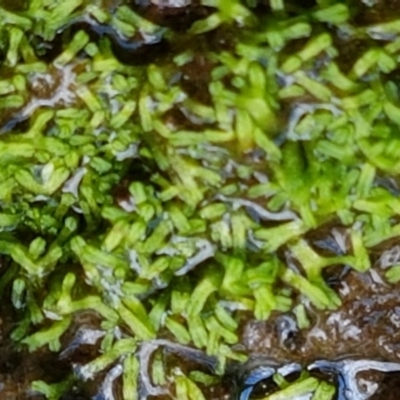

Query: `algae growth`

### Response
(1, 0, 400, 399)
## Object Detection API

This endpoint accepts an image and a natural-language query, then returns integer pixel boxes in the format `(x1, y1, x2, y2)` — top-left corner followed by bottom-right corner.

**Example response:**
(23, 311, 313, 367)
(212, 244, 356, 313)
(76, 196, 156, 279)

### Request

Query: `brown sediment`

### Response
(352, 0, 400, 26)
(110, 33, 171, 66)
(304, 220, 349, 256)
(162, 106, 216, 131)
(0, 303, 65, 399)
(330, 32, 373, 74)
(3, 1, 400, 400)
(370, 237, 400, 267)
(27, 66, 63, 100)
(112, 177, 133, 206)
(241, 266, 400, 364)
(180, 52, 214, 104)
(133, 0, 215, 32)
(369, 370, 400, 400)
(201, 383, 233, 400)
(0, 0, 28, 12)
(0, 306, 107, 399)
(0, 257, 107, 399)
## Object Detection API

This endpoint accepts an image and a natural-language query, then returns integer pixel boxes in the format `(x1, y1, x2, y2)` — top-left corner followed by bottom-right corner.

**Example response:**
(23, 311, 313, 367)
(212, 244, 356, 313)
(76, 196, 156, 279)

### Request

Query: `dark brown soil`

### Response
(241, 267, 400, 364)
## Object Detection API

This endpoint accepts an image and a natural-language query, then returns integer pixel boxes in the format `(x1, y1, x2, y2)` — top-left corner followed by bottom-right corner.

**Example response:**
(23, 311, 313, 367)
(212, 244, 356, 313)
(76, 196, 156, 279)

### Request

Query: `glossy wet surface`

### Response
(237, 263, 400, 399)
(1, 0, 400, 399)
(0, 306, 103, 399)
(241, 268, 400, 364)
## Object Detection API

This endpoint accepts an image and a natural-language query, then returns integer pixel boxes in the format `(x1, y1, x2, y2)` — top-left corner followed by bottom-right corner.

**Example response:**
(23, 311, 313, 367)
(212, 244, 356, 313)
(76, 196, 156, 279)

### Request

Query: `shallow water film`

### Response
(2, 0, 400, 399)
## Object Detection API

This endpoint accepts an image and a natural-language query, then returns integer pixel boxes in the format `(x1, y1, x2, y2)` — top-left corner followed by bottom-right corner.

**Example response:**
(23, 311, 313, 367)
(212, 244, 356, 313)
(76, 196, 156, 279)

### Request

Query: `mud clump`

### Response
(242, 267, 400, 364)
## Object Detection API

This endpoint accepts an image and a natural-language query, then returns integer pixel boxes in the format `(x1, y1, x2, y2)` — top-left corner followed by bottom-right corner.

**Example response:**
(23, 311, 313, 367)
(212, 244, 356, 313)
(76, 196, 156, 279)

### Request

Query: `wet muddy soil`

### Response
(0, 306, 104, 400)
(0, 304, 51, 400)
(237, 266, 400, 399)
(242, 267, 400, 364)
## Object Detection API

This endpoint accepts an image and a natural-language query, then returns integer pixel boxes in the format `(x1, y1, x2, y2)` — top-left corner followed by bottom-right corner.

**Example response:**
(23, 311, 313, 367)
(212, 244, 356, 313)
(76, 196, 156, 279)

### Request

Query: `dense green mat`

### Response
(0, 0, 400, 398)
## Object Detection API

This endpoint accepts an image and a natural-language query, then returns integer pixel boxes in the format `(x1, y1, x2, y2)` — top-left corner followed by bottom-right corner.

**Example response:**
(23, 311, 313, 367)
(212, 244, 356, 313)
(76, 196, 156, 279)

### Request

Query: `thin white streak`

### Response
(174, 239, 216, 276)
(138, 340, 216, 398)
(96, 364, 123, 400)
(115, 143, 138, 161)
(62, 167, 87, 197)
(216, 194, 298, 221)
(309, 359, 400, 400)
(23, 64, 76, 118)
